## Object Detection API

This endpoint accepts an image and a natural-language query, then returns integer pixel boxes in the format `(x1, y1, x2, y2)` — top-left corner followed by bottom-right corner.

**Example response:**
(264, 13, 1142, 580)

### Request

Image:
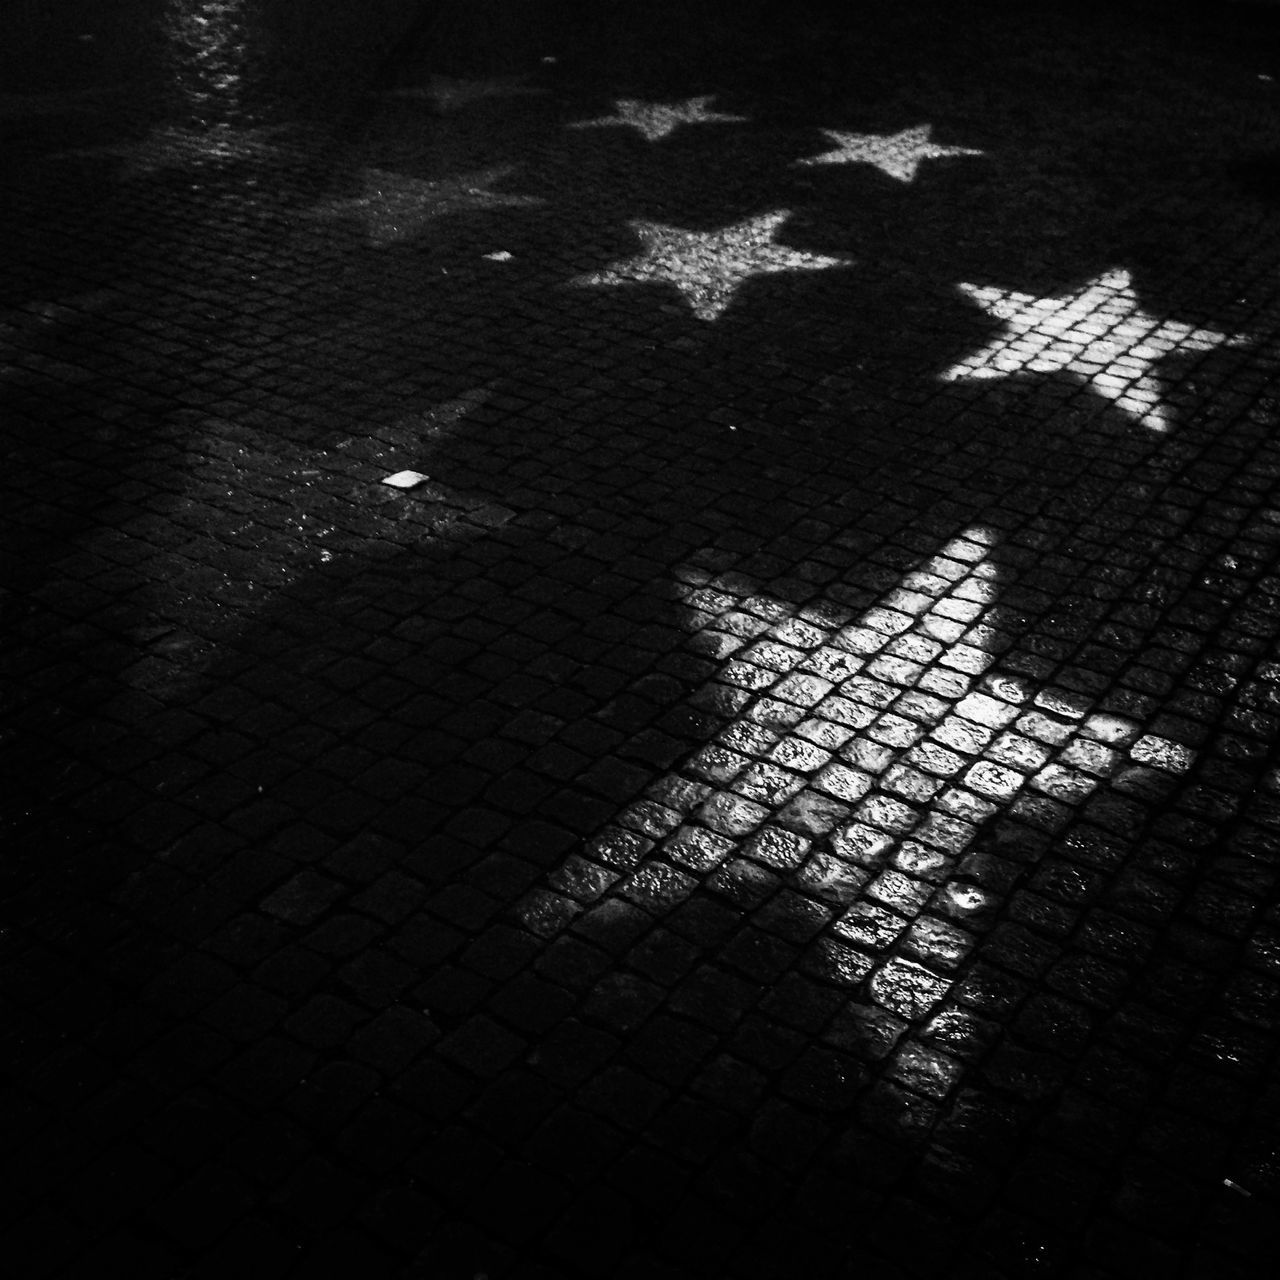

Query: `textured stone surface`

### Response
(4, 1, 1280, 1277)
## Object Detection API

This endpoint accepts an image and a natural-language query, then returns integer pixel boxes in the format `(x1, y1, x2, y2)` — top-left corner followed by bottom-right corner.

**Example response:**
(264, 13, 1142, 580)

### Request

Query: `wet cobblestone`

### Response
(5, 0, 1280, 1277)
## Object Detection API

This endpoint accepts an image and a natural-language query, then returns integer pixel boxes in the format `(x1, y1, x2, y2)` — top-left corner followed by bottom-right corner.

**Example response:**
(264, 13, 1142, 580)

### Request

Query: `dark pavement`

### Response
(4, 1, 1280, 1276)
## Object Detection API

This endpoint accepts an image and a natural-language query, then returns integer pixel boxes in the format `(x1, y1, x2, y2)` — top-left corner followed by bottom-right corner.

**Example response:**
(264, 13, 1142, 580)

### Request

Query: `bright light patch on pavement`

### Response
(518, 528, 1195, 1033)
(942, 268, 1245, 432)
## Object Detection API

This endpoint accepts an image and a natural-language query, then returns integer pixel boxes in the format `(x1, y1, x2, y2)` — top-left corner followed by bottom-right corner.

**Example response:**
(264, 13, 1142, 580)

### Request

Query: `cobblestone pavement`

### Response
(5, 1, 1280, 1276)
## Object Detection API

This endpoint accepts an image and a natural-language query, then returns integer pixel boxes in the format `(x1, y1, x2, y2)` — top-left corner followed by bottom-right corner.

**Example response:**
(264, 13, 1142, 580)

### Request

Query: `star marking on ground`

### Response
(572, 210, 851, 321)
(306, 167, 544, 247)
(518, 527, 1190, 1004)
(797, 124, 983, 182)
(941, 268, 1244, 431)
(569, 95, 748, 142)
(385, 74, 546, 112)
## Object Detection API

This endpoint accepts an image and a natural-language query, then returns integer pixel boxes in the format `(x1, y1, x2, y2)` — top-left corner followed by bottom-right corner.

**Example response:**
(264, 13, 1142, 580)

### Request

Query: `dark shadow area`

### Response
(4, 2, 1280, 1279)
(1229, 153, 1280, 206)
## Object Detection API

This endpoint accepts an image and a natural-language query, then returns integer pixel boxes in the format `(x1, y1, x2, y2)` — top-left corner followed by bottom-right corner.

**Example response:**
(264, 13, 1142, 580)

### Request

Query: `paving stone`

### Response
(261, 871, 346, 926)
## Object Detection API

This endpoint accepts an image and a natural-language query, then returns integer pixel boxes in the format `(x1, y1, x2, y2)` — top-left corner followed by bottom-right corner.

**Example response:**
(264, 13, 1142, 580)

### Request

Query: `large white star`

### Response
(517, 528, 1193, 1018)
(942, 268, 1243, 432)
(306, 166, 544, 247)
(572, 210, 851, 321)
(569, 95, 748, 142)
(797, 124, 983, 183)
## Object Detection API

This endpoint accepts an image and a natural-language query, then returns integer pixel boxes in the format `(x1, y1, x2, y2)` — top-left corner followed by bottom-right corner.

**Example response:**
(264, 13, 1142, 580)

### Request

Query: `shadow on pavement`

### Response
(4, 2, 1280, 1278)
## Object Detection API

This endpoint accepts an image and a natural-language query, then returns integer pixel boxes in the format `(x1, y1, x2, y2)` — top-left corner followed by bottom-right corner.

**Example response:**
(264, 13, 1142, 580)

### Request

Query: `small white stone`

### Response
(382, 470, 429, 489)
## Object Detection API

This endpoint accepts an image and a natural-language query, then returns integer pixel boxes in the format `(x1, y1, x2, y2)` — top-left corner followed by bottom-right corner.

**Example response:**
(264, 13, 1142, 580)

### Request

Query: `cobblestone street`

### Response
(4, 1, 1280, 1276)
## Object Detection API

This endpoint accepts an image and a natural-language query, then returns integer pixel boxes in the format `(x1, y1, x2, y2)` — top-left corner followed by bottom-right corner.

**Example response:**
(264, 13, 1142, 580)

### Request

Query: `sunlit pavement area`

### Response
(5, 0, 1280, 1275)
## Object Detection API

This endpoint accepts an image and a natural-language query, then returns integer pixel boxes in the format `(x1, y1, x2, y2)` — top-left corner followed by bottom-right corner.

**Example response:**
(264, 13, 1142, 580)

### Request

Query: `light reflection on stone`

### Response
(569, 95, 748, 142)
(162, 0, 253, 124)
(517, 528, 1195, 1035)
(942, 268, 1244, 432)
(571, 210, 852, 321)
(797, 124, 983, 183)
(305, 166, 544, 247)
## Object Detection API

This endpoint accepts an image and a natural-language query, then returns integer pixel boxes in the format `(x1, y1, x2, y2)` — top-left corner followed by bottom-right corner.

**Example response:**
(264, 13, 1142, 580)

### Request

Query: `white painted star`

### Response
(942, 268, 1243, 431)
(797, 124, 983, 183)
(386, 74, 545, 112)
(569, 95, 748, 142)
(572, 210, 851, 321)
(306, 166, 543, 247)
